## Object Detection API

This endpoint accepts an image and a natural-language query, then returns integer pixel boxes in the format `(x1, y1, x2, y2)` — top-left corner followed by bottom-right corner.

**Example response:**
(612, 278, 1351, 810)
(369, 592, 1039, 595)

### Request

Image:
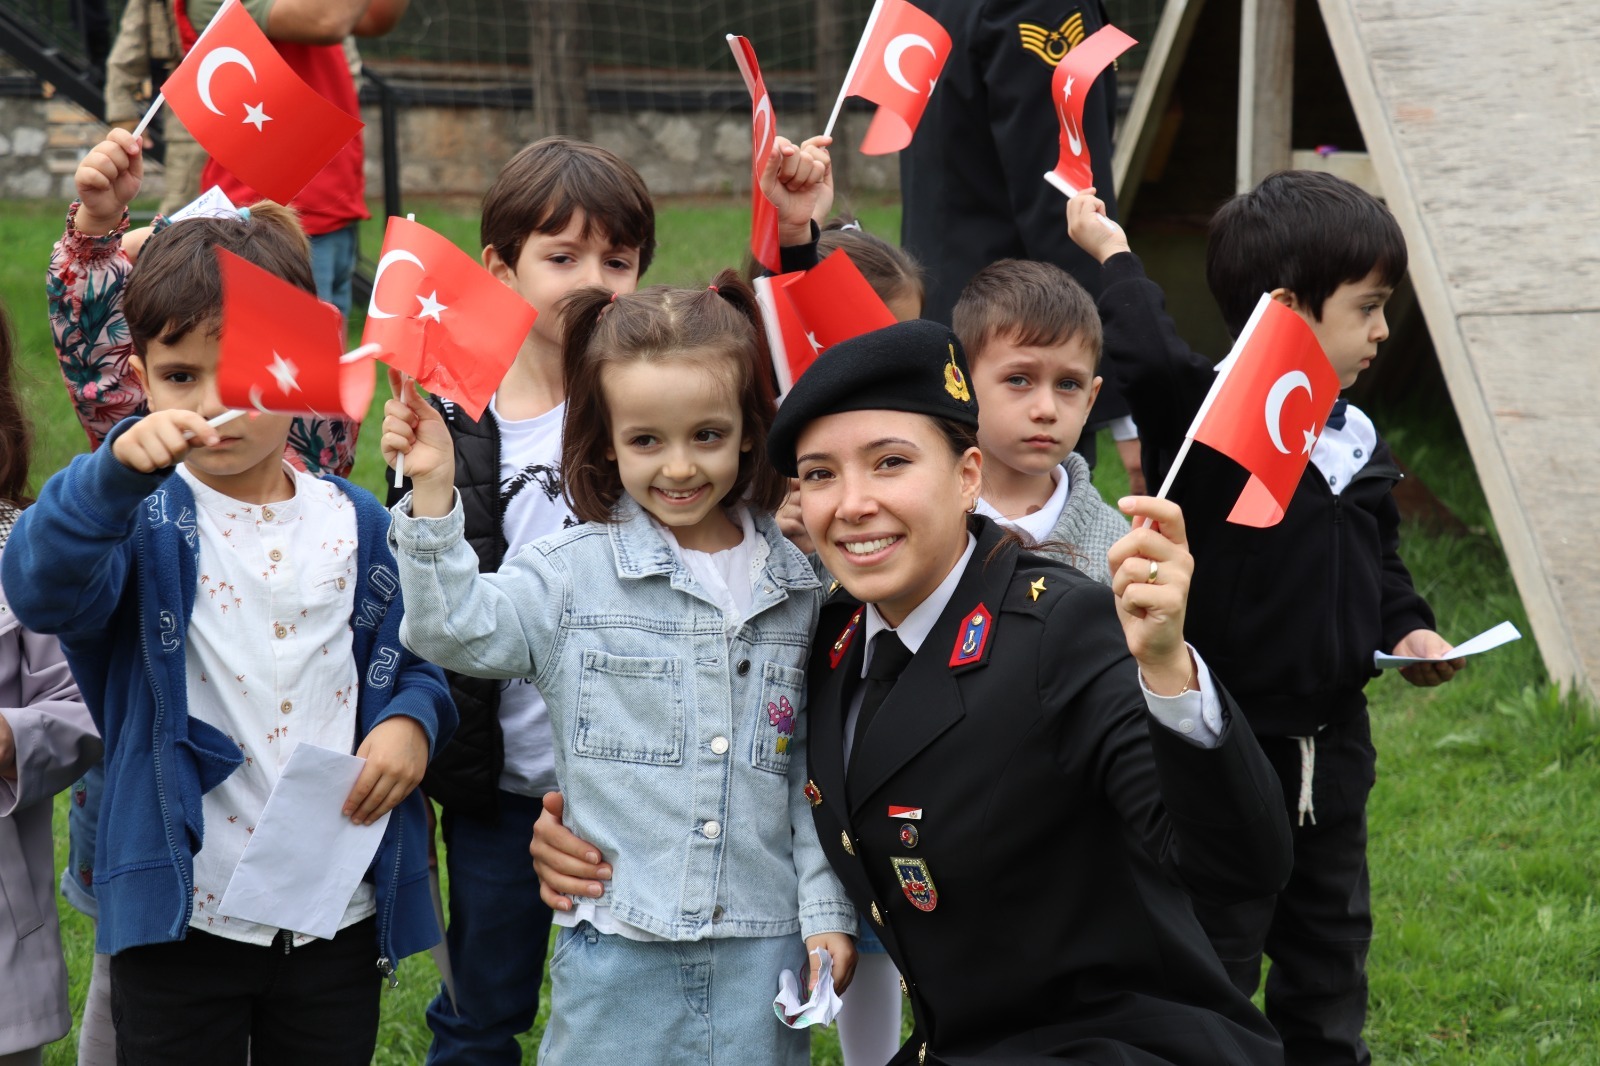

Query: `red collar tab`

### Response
(831, 606, 865, 669)
(948, 603, 992, 668)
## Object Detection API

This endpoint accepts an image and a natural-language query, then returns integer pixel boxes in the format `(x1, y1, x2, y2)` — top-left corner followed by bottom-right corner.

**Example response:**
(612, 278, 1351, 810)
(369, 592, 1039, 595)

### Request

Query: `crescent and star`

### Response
(1263, 370, 1318, 455)
(369, 250, 449, 323)
(195, 46, 271, 131)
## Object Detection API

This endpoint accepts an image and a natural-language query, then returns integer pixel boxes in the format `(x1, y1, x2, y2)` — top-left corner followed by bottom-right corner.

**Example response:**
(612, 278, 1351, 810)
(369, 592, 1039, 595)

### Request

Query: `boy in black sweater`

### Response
(1067, 172, 1463, 1065)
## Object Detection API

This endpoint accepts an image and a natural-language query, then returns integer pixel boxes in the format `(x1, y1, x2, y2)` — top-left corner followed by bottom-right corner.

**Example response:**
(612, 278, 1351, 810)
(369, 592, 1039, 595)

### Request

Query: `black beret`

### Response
(767, 320, 980, 476)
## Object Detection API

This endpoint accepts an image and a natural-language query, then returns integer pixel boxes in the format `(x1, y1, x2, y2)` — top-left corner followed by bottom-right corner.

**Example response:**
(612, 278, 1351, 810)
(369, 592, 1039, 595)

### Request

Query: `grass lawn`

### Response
(3, 193, 1587, 1064)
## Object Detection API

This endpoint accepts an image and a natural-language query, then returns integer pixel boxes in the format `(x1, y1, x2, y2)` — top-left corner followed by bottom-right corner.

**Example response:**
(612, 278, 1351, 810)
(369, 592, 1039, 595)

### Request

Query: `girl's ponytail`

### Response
(559, 285, 625, 522)
(703, 268, 785, 513)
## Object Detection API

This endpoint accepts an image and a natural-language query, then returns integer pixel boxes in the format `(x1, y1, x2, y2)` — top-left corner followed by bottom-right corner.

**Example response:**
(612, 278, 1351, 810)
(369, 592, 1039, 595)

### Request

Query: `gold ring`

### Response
(1147, 559, 1159, 583)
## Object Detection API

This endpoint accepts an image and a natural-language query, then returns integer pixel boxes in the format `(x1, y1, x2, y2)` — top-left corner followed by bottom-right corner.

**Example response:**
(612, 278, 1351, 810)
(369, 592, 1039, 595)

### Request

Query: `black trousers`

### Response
(110, 916, 381, 1065)
(1194, 714, 1377, 1066)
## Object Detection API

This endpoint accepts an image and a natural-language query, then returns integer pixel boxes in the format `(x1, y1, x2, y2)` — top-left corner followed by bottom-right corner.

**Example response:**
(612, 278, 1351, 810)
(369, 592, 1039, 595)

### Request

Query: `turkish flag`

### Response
(1043, 25, 1137, 197)
(162, 0, 363, 203)
(753, 272, 810, 394)
(1186, 295, 1341, 527)
(784, 250, 898, 352)
(840, 0, 952, 155)
(361, 216, 536, 421)
(727, 35, 782, 274)
(215, 248, 374, 421)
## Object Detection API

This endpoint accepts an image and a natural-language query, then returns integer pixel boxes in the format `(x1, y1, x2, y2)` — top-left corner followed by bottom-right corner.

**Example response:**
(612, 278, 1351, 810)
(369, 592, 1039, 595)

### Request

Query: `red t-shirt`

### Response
(174, 0, 369, 236)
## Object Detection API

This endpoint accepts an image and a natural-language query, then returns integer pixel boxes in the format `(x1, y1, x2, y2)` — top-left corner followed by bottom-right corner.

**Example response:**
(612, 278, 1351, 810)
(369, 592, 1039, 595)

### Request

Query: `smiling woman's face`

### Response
(794, 409, 981, 627)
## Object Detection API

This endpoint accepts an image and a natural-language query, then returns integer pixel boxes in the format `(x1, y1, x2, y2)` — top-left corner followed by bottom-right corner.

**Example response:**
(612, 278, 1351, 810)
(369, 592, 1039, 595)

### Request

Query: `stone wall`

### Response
(358, 104, 900, 201)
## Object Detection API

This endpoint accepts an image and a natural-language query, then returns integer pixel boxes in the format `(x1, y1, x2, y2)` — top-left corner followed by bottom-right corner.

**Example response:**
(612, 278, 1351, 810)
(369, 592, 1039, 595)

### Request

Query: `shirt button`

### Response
(1178, 718, 1196, 734)
(736, 659, 751, 676)
(280, 699, 292, 714)
(1329, 476, 1337, 486)
(840, 831, 855, 856)
(702, 820, 721, 839)
(1354, 448, 1364, 459)
(337, 577, 347, 590)
(273, 624, 288, 639)
(261, 506, 275, 521)
(710, 736, 730, 755)
(268, 548, 283, 562)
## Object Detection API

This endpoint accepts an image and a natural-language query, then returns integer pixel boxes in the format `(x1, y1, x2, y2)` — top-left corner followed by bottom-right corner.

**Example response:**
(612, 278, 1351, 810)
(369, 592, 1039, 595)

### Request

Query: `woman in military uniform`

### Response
(532, 321, 1292, 1065)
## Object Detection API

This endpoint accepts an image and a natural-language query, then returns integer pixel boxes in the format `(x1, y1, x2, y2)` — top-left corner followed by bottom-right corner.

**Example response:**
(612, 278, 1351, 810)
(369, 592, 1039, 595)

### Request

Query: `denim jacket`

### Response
(390, 493, 855, 942)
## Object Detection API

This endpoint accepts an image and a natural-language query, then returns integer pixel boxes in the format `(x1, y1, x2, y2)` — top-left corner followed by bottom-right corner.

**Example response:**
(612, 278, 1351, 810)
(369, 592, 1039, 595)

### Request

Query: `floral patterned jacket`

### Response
(47, 202, 358, 475)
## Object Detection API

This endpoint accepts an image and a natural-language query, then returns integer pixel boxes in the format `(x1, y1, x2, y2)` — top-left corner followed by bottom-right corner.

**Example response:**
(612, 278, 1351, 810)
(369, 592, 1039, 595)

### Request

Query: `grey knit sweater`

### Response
(1027, 451, 1130, 587)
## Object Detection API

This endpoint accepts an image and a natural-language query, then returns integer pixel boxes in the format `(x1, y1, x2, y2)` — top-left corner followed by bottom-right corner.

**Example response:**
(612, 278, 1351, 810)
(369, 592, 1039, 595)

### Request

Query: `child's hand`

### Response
(805, 932, 856, 995)
(381, 368, 455, 517)
(1392, 629, 1465, 687)
(762, 135, 833, 246)
(76, 128, 144, 236)
(110, 410, 221, 473)
(529, 791, 612, 910)
(1108, 496, 1194, 695)
(777, 478, 814, 555)
(1066, 188, 1131, 264)
(344, 715, 429, 826)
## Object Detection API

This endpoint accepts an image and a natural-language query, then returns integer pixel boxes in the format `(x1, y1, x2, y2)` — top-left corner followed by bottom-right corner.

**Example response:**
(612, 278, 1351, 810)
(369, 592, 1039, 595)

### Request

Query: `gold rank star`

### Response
(1029, 576, 1047, 602)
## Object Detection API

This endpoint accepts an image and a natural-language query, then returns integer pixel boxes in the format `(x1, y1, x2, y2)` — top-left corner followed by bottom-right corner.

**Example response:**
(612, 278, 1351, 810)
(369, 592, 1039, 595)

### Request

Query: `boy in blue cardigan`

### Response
(2, 134, 454, 1066)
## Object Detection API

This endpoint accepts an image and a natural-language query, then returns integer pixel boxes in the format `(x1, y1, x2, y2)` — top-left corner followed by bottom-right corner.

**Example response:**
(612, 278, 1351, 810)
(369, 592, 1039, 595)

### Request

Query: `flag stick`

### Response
(392, 372, 410, 489)
(130, 93, 165, 142)
(340, 343, 381, 364)
(181, 408, 245, 442)
(823, 0, 884, 139)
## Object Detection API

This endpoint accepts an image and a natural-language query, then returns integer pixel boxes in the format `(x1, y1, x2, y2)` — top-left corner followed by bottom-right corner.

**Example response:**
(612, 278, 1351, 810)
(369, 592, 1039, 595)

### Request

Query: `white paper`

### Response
(1373, 620, 1521, 669)
(773, 946, 845, 1029)
(168, 185, 240, 223)
(215, 743, 390, 939)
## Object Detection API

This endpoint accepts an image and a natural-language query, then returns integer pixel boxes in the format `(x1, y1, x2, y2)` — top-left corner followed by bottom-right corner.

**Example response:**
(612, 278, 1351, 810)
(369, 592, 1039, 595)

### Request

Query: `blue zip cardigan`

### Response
(1, 420, 456, 971)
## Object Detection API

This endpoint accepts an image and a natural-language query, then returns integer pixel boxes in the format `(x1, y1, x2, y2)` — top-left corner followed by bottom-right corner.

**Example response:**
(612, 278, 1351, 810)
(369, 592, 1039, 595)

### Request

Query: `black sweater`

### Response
(1097, 252, 1434, 736)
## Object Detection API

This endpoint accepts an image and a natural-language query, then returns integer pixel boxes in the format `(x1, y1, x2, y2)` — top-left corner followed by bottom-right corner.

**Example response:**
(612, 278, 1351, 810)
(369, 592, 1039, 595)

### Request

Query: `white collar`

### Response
(861, 533, 977, 672)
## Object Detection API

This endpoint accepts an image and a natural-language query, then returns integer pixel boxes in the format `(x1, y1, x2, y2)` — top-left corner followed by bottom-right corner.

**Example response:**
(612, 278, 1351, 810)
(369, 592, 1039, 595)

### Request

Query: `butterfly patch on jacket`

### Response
(768, 695, 796, 753)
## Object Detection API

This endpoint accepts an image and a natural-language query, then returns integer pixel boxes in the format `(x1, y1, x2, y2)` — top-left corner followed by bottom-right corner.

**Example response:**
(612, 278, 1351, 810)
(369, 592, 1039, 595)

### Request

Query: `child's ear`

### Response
(741, 435, 753, 453)
(1086, 374, 1103, 409)
(483, 245, 514, 285)
(1269, 287, 1299, 311)
(604, 445, 617, 462)
(128, 353, 147, 388)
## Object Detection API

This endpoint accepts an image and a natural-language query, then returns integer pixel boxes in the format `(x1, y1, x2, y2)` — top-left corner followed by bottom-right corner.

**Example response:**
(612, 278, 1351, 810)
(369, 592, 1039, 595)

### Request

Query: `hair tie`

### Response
(707, 284, 720, 294)
(609, 291, 619, 302)
(839, 220, 862, 232)
(236, 206, 252, 223)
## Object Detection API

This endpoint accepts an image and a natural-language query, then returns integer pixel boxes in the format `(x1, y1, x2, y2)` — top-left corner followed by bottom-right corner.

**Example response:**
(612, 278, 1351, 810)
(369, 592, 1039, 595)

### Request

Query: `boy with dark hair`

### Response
(1068, 171, 1460, 1064)
(4, 131, 454, 1066)
(401, 133, 831, 1064)
(953, 259, 1128, 585)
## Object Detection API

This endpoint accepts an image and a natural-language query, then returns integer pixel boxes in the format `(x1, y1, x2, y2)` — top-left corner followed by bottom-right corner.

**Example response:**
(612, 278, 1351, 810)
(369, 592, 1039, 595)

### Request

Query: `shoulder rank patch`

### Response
(1019, 11, 1087, 67)
(948, 603, 992, 668)
(831, 606, 864, 669)
(891, 856, 939, 912)
(1029, 576, 1047, 602)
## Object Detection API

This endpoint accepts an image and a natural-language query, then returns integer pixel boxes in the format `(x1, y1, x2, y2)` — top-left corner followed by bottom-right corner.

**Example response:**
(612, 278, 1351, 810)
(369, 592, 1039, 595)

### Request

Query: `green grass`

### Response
(6, 196, 1584, 1064)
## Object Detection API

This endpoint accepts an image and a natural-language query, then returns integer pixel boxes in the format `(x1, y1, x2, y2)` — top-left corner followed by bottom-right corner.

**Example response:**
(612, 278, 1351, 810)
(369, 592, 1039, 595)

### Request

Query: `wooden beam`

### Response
(1289, 148, 1381, 196)
(1113, 0, 1207, 218)
(529, 0, 590, 139)
(1236, 0, 1294, 192)
(1315, 0, 1590, 698)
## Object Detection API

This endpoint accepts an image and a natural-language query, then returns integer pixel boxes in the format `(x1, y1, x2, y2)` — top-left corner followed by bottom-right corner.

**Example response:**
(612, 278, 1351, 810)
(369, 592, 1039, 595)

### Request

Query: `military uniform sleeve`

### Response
(1039, 583, 1292, 904)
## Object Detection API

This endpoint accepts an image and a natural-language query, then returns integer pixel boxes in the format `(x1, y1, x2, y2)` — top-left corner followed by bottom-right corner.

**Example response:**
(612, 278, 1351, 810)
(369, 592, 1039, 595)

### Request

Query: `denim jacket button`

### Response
(702, 820, 722, 839)
(710, 736, 730, 755)
(712, 905, 725, 921)
(736, 659, 751, 676)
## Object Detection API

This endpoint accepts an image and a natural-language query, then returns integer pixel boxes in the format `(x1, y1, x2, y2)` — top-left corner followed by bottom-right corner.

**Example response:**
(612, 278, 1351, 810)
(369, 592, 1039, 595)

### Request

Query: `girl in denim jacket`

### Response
(385, 270, 857, 1065)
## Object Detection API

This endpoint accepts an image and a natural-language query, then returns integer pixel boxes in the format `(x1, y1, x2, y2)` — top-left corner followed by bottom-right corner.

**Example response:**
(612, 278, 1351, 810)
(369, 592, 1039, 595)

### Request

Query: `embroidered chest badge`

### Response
(1019, 11, 1087, 67)
(891, 856, 939, 912)
(943, 343, 971, 403)
(831, 606, 864, 669)
(948, 603, 992, 668)
(804, 779, 823, 807)
(768, 695, 796, 753)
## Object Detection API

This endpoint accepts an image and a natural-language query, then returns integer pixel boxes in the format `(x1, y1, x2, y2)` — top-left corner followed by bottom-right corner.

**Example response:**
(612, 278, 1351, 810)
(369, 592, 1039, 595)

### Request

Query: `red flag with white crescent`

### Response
(1186, 295, 1341, 527)
(1043, 24, 1136, 197)
(727, 35, 783, 274)
(215, 248, 373, 421)
(162, 0, 363, 203)
(782, 249, 898, 353)
(361, 216, 536, 421)
(753, 271, 811, 394)
(840, 0, 952, 155)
